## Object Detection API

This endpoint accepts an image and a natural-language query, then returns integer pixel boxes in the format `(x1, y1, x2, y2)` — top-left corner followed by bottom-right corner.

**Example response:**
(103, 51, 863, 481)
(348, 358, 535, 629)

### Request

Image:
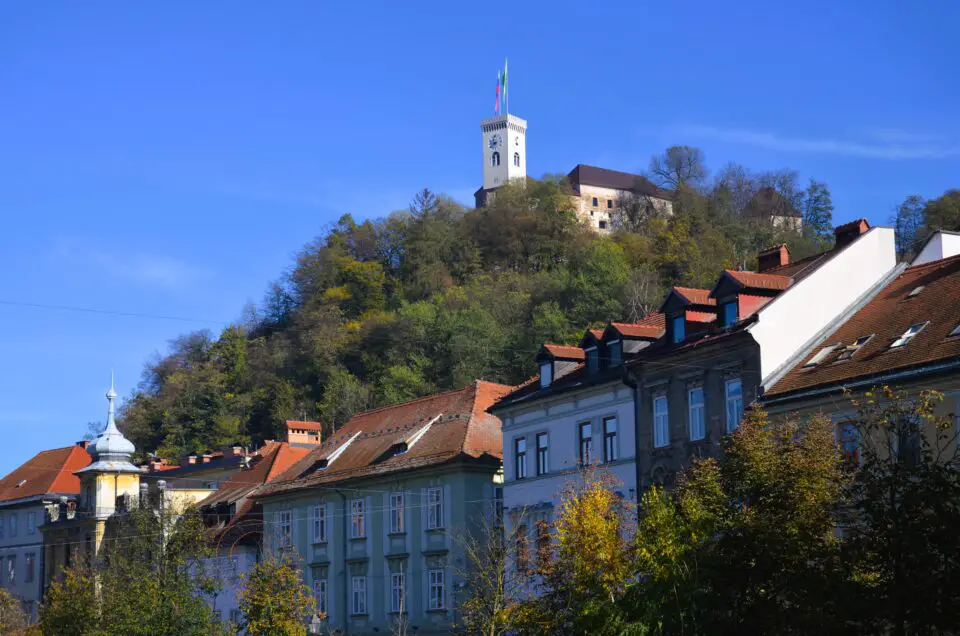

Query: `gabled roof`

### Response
(540, 344, 586, 361)
(200, 441, 311, 510)
(286, 420, 322, 432)
(712, 270, 793, 295)
(258, 381, 512, 498)
(672, 287, 717, 306)
(766, 253, 960, 398)
(566, 164, 667, 199)
(0, 445, 91, 504)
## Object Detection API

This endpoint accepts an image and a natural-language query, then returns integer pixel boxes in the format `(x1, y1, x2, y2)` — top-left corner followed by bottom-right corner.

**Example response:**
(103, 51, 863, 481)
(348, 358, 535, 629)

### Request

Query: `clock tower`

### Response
(477, 113, 527, 205)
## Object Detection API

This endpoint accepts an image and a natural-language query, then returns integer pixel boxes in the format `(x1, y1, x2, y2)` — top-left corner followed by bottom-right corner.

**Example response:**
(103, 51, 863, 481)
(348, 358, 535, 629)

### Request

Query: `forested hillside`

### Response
(117, 147, 960, 460)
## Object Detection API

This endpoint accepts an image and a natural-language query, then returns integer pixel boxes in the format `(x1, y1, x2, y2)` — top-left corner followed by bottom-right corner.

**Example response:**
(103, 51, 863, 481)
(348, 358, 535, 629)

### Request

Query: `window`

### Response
(9, 514, 16, 538)
(539, 361, 553, 388)
(230, 609, 243, 625)
(688, 387, 705, 441)
(721, 301, 738, 327)
(906, 285, 925, 298)
(350, 499, 365, 538)
(949, 322, 960, 338)
(277, 510, 292, 548)
(653, 396, 670, 448)
(389, 493, 405, 533)
(313, 579, 328, 615)
(494, 487, 504, 528)
(391, 567, 406, 613)
(891, 322, 928, 348)
(603, 416, 618, 462)
(839, 422, 860, 467)
(671, 315, 686, 344)
(7, 556, 15, 585)
(312, 504, 327, 543)
(515, 525, 529, 574)
(25, 553, 34, 583)
(607, 199, 613, 209)
(592, 197, 599, 207)
(351, 576, 367, 614)
(804, 343, 841, 367)
(836, 335, 874, 361)
(428, 569, 446, 610)
(536, 520, 551, 567)
(27, 512, 35, 535)
(536, 433, 549, 475)
(427, 487, 444, 530)
(579, 422, 593, 465)
(0, 515, 4, 539)
(608, 340, 622, 366)
(598, 220, 608, 230)
(513, 152, 520, 166)
(491, 151, 500, 167)
(514, 438, 527, 480)
(586, 347, 599, 373)
(726, 379, 744, 432)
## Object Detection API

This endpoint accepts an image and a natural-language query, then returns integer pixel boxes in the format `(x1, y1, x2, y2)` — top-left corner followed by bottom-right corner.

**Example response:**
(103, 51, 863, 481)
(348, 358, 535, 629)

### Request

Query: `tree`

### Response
(238, 554, 316, 636)
(648, 146, 707, 191)
(800, 179, 834, 244)
(40, 567, 100, 636)
(922, 189, 960, 234)
(0, 588, 32, 635)
(891, 195, 926, 258)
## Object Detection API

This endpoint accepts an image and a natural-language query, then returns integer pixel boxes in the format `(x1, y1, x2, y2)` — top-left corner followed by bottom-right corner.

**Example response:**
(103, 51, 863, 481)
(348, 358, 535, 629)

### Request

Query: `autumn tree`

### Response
(238, 554, 316, 636)
(648, 145, 707, 191)
(40, 567, 100, 636)
(0, 587, 33, 635)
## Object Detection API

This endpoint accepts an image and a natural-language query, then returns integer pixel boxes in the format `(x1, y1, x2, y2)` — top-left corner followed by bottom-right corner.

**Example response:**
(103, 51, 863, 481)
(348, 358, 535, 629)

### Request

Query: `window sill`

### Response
(350, 613, 369, 618)
(426, 608, 448, 614)
(311, 540, 328, 546)
(425, 527, 446, 534)
(349, 536, 367, 542)
(387, 531, 407, 538)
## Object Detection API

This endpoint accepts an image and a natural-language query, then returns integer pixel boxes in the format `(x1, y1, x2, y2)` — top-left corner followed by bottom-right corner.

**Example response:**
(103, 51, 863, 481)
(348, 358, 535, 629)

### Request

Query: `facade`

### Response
(761, 231, 960, 451)
(566, 164, 673, 233)
(256, 380, 512, 636)
(41, 378, 143, 589)
(474, 113, 528, 207)
(744, 186, 804, 231)
(198, 434, 314, 626)
(0, 443, 91, 621)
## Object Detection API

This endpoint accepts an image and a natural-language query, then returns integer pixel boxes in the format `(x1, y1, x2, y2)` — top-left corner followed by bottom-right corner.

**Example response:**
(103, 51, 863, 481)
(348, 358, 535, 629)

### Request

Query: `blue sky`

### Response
(1, 1, 958, 474)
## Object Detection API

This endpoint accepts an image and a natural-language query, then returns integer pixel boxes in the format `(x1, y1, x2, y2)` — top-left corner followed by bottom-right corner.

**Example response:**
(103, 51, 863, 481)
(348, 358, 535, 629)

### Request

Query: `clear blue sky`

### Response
(1, 1, 958, 475)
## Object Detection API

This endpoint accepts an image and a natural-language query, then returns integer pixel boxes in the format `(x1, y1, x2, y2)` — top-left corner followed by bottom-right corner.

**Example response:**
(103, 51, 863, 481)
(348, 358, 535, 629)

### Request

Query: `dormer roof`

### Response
(660, 286, 717, 314)
(710, 270, 792, 299)
(538, 344, 586, 362)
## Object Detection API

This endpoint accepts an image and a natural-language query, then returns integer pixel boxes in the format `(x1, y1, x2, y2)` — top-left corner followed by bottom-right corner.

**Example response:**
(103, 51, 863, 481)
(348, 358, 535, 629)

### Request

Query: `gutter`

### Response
(622, 366, 642, 516)
(760, 358, 960, 407)
(334, 489, 349, 636)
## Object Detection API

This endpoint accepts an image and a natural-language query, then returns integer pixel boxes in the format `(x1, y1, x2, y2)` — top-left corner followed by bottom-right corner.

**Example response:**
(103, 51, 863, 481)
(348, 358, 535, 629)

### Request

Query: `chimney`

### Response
(834, 218, 870, 249)
(757, 244, 790, 272)
(187, 455, 197, 465)
(76, 440, 90, 449)
(230, 446, 243, 456)
(285, 420, 323, 449)
(201, 453, 212, 463)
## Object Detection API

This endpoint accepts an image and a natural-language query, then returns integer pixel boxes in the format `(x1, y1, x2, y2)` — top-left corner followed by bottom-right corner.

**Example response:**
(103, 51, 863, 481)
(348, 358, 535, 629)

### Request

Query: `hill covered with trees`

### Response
(117, 146, 960, 460)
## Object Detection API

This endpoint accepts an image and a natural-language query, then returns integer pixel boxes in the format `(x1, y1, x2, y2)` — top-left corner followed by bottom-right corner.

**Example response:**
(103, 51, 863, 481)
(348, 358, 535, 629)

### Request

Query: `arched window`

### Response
(491, 151, 500, 167)
(513, 152, 520, 166)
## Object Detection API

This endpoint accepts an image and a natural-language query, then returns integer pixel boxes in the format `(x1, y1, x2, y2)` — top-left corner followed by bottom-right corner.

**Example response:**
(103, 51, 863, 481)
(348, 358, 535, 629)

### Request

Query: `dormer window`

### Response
(670, 315, 686, 344)
(539, 361, 553, 388)
(721, 301, 738, 327)
(891, 322, 928, 348)
(585, 347, 599, 373)
(608, 340, 622, 366)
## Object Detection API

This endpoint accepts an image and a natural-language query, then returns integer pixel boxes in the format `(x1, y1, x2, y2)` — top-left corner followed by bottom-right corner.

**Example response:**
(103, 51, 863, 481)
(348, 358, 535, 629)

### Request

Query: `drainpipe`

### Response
(334, 489, 349, 636)
(622, 365, 642, 520)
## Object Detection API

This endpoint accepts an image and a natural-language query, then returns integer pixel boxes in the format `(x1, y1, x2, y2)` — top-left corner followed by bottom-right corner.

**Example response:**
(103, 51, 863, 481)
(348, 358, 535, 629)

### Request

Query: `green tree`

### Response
(238, 554, 316, 636)
(891, 195, 926, 258)
(922, 189, 960, 234)
(40, 567, 100, 636)
(648, 145, 707, 191)
(0, 587, 33, 635)
(800, 178, 834, 244)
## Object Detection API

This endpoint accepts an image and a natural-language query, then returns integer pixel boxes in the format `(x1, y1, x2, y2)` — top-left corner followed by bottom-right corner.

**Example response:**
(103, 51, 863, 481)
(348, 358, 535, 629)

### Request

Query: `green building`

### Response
(257, 380, 511, 635)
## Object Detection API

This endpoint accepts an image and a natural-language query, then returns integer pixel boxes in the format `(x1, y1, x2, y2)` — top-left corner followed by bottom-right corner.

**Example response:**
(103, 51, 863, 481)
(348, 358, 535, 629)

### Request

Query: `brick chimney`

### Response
(834, 218, 870, 249)
(76, 440, 91, 449)
(201, 453, 212, 463)
(187, 455, 197, 465)
(757, 244, 790, 272)
(285, 420, 323, 449)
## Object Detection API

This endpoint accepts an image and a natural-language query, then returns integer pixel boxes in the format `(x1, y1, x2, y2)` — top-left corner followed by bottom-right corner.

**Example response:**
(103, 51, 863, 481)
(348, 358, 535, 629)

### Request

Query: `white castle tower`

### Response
(476, 113, 527, 207)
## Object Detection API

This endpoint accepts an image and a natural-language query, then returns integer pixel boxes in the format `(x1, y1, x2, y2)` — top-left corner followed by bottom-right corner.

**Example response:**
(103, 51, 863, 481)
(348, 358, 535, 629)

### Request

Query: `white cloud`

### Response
(674, 124, 960, 160)
(52, 238, 213, 289)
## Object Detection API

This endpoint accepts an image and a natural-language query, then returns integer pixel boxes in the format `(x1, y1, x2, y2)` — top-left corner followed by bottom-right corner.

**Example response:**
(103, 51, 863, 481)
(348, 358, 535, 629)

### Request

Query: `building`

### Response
(256, 380, 512, 636)
(489, 220, 897, 555)
(0, 442, 91, 621)
(142, 446, 260, 508)
(472, 112, 672, 233)
(761, 230, 960, 450)
(744, 186, 804, 231)
(197, 429, 316, 626)
(41, 378, 144, 588)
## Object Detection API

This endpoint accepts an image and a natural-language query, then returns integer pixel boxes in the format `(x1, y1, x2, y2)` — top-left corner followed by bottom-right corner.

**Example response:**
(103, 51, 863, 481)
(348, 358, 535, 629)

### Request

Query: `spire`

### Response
(105, 369, 119, 434)
(77, 373, 138, 474)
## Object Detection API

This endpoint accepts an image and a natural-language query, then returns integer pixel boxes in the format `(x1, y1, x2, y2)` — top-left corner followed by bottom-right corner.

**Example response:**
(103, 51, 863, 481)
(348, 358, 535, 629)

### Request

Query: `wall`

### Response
(751, 227, 896, 388)
(913, 232, 960, 265)
(480, 115, 526, 191)
(202, 545, 257, 628)
(0, 500, 46, 622)
(572, 185, 673, 233)
(262, 462, 499, 635)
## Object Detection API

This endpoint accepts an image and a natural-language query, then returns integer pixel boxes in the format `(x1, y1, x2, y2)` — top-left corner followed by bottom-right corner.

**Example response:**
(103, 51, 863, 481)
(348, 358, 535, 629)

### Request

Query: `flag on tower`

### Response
(503, 59, 508, 114)
(495, 70, 501, 114)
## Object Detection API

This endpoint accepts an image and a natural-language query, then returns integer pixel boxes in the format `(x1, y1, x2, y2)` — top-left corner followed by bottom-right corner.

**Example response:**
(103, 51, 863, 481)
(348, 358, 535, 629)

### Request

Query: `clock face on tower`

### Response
(488, 134, 502, 150)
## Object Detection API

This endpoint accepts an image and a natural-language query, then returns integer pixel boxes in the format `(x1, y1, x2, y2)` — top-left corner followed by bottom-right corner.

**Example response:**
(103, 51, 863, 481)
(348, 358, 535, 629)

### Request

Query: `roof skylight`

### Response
(836, 334, 874, 361)
(949, 322, 960, 338)
(906, 285, 925, 298)
(804, 343, 841, 367)
(890, 322, 928, 349)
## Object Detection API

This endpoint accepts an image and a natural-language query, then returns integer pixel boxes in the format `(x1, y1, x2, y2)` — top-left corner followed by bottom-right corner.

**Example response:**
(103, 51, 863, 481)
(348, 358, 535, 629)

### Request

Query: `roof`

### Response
(744, 186, 803, 219)
(542, 344, 586, 361)
(566, 164, 667, 199)
(286, 420, 322, 432)
(200, 441, 311, 510)
(0, 445, 91, 504)
(766, 253, 960, 397)
(722, 270, 793, 292)
(146, 454, 247, 479)
(673, 287, 717, 306)
(258, 381, 513, 498)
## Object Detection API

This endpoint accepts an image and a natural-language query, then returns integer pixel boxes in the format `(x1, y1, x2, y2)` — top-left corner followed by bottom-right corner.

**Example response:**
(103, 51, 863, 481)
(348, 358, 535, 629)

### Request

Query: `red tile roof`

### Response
(767, 254, 960, 397)
(542, 344, 586, 361)
(286, 420, 322, 432)
(200, 441, 311, 510)
(673, 287, 717, 306)
(258, 381, 513, 498)
(0, 445, 91, 503)
(686, 310, 717, 323)
(724, 270, 793, 291)
(610, 313, 666, 338)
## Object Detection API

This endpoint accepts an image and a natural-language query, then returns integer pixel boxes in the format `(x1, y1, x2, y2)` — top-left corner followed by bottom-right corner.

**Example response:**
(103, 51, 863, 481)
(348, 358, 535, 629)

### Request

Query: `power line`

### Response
(0, 299, 229, 325)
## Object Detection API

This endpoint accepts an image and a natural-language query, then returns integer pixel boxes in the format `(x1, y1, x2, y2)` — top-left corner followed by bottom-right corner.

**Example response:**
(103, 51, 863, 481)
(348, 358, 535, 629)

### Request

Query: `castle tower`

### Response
(476, 113, 527, 207)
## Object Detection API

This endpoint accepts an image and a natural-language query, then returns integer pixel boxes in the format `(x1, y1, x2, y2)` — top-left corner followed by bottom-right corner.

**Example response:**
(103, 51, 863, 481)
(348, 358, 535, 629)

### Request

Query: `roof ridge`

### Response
(345, 383, 476, 419)
(906, 251, 960, 273)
